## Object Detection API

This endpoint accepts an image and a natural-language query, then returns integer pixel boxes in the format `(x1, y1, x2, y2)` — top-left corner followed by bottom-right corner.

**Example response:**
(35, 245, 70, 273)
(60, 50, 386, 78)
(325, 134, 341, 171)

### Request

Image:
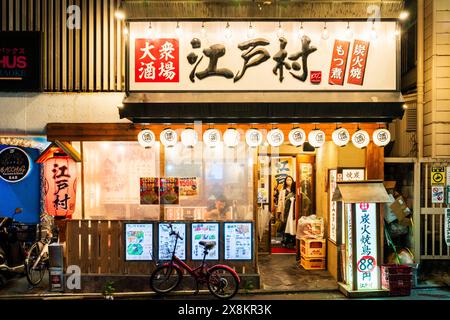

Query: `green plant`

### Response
(103, 281, 116, 297)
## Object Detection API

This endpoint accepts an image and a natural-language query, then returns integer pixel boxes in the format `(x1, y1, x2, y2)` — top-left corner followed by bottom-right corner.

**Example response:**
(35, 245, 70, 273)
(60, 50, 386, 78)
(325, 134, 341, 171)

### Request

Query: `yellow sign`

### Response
(431, 167, 446, 185)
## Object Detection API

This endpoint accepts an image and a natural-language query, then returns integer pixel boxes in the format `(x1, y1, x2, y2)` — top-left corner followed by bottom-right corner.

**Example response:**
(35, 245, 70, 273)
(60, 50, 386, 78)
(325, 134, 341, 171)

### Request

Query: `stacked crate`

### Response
(381, 264, 413, 296)
(299, 238, 326, 270)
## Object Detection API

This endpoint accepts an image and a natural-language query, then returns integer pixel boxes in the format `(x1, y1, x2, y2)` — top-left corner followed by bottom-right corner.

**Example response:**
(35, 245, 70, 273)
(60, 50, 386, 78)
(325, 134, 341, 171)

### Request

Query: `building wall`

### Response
(424, 0, 450, 158)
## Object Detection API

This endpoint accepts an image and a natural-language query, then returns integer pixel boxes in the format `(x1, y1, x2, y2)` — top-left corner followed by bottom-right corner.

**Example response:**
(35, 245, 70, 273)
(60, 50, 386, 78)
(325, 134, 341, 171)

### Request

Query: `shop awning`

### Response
(332, 181, 391, 203)
(119, 91, 405, 123)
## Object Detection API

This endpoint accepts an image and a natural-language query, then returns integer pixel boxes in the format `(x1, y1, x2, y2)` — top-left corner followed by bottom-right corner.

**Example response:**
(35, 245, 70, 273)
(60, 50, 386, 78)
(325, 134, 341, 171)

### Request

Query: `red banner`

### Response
(135, 38, 179, 83)
(347, 40, 370, 86)
(328, 40, 350, 85)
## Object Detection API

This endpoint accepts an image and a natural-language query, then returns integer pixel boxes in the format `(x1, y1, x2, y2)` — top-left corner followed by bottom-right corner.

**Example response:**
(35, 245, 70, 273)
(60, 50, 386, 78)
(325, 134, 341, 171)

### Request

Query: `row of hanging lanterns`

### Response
(138, 127, 391, 149)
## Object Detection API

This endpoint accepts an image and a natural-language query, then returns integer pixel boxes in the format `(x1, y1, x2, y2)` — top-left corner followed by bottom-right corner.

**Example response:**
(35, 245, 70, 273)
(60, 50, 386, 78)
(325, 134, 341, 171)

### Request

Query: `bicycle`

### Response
(24, 225, 59, 286)
(150, 223, 240, 300)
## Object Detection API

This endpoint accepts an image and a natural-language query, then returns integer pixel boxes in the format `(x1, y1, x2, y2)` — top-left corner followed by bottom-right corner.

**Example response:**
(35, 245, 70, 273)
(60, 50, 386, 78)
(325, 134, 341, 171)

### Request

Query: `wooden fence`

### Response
(65, 220, 257, 275)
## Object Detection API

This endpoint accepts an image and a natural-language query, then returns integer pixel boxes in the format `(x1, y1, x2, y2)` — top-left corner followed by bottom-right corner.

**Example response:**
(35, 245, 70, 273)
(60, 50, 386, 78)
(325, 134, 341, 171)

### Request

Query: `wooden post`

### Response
(365, 143, 384, 180)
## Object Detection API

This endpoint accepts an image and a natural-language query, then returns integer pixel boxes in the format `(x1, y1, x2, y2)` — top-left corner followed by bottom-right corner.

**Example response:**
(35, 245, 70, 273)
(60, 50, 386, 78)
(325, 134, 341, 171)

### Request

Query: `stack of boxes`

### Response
(297, 217, 326, 270)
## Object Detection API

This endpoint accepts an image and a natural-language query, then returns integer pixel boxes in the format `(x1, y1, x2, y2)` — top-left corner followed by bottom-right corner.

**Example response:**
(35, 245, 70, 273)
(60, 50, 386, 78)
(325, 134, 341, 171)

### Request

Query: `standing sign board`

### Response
(0, 32, 43, 91)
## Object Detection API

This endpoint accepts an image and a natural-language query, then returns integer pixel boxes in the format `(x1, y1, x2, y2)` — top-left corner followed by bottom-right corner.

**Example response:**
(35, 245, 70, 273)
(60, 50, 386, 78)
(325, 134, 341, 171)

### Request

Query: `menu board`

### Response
(179, 177, 199, 198)
(224, 222, 253, 260)
(191, 223, 219, 260)
(140, 177, 160, 205)
(160, 178, 180, 205)
(158, 223, 186, 260)
(125, 224, 153, 261)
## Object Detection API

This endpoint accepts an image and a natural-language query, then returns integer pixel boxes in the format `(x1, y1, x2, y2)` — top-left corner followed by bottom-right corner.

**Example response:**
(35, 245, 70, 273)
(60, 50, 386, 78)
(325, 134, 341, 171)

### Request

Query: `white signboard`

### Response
(158, 223, 186, 260)
(129, 21, 397, 91)
(224, 222, 253, 260)
(191, 223, 219, 260)
(445, 208, 450, 247)
(355, 203, 379, 291)
(342, 169, 365, 181)
(329, 169, 338, 243)
(125, 224, 153, 261)
(346, 203, 353, 288)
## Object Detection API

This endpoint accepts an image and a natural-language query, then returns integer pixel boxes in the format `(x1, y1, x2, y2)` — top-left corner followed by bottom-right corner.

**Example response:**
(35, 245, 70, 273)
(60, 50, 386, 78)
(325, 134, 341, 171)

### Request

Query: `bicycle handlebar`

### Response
(168, 223, 183, 240)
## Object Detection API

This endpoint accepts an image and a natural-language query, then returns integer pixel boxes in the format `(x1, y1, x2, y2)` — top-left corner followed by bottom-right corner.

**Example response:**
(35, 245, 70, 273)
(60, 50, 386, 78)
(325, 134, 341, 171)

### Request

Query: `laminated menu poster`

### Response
(179, 177, 199, 198)
(160, 177, 180, 205)
(191, 223, 219, 260)
(125, 224, 153, 261)
(140, 177, 160, 205)
(158, 223, 186, 260)
(224, 223, 252, 260)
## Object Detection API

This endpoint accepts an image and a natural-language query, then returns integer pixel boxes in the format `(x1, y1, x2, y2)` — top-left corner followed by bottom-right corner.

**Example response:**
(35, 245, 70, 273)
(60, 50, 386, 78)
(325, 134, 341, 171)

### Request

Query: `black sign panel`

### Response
(0, 32, 43, 91)
(0, 147, 31, 183)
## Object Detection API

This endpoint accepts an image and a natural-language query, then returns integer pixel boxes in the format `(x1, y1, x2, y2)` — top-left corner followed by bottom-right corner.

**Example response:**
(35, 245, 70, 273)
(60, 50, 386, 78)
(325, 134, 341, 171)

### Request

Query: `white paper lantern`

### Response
(352, 130, 370, 149)
(308, 129, 326, 148)
(372, 129, 391, 147)
(267, 128, 284, 147)
(223, 128, 240, 147)
(332, 127, 350, 147)
(160, 129, 178, 148)
(245, 129, 263, 147)
(181, 128, 198, 148)
(288, 128, 306, 147)
(137, 129, 156, 148)
(203, 129, 221, 148)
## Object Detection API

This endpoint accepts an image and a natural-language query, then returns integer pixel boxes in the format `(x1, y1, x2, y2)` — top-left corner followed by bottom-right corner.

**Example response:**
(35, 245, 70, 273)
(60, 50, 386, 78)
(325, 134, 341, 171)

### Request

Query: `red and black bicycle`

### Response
(150, 224, 240, 300)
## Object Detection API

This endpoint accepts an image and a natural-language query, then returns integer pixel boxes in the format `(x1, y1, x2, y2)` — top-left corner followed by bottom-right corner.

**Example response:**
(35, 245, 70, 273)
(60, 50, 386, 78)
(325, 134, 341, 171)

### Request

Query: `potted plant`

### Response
(103, 281, 116, 300)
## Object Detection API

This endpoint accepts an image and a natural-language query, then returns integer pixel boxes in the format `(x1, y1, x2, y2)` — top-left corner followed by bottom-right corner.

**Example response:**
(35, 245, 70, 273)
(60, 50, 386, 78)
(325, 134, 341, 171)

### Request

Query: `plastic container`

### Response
(48, 243, 64, 268)
(300, 238, 326, 258)
(381, 264, 412, 296)
(300, 257, 326, 270)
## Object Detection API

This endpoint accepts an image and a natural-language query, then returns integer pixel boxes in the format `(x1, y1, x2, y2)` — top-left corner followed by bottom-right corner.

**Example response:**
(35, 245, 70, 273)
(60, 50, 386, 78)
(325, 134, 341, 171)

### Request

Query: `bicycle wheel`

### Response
(150, 265, 182, 294)
(25, 242, 47, 286)
(207, 266, 239, 300)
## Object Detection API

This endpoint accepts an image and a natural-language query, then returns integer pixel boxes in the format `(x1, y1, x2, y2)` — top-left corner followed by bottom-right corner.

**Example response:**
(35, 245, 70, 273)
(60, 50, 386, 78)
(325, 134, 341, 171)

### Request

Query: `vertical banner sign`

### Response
(329, 169, 338, 243)
(431, 167, 445, 185)
(328, 40, 350, 85)
(135, 39, 179, 83)
(346, 203, 353, 289)
(347, 40, 370, 86)
(445, 208, 450, 247)
(432, 186, 445, 204)
(140, 177, 160, 205)
(355, 203, 379, 290)
(342, 169, 365, 181)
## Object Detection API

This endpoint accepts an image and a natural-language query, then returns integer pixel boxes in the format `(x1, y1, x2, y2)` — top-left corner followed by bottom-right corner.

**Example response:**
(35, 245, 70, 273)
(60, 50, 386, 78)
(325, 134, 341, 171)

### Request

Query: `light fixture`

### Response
(403, 104, 408, 110)
(308, 129, 326, 148)
(175, 21, 182, 37)
(160, 128, 178, 148)
(224, 22, 232, 39)
(114, 10, 125, 20)
(123, 27, 129, 35)
(246, 129, 263, 148)
(267, 128, 284, 147)
(345, 22, 353, 39)
(370, 22, 377, 40)
(399, 11, 409, 21)
(299, 22, 305, 38)
(181, 128, 198, 148)
(203, 128, 221, 148)
(146, 22, 153, 38)
(321, 22, 330, 40)
(332, 127, 350, 147)
(372, 128, 391, 147)
(288, 128, 306, 147)
(201, 22, 207, 37)
(277, 21, 284, 38)
(137, 129, 156, 149)
(247, 22, 256, 39)
(352, 129, 370, 149)
(224, 128, 240, 148)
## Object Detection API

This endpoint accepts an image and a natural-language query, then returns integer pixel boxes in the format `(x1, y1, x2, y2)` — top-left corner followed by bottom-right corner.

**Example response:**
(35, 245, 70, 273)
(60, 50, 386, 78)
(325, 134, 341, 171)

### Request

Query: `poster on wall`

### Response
(160, 177, 180, 205)
(224, 222, 252, 260)
(158, 223, 186, 260)
(179, 177, 199, 198)
(355, 203, 379, 291)
(431, 167, 445, 185)
(329, 169, 338, 243)
(432, 186, 445, 204)
(300, 163, 314, 216)
(191, 223, 219, 260)
(125, 224, 153, 261)
(0, 147, 31, 183)
(140, 177, 160, 205)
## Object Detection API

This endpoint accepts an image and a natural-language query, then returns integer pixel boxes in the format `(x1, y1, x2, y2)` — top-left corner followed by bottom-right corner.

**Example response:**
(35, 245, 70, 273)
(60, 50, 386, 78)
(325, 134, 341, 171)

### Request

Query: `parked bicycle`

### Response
(150, 224, 240, 299)
(24, 221, 59, 286)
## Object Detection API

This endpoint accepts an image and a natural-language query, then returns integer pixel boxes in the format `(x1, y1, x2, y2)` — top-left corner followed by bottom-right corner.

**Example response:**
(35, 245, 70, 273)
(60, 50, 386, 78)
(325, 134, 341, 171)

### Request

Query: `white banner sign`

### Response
(329, 169, 338, 243)
(445, 208, 450, 247)
(129, 21, 397, 91)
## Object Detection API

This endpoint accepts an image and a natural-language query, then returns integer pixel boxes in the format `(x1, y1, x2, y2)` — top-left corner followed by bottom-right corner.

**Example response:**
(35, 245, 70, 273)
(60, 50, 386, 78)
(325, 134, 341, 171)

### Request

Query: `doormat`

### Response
(271, 247, 296, 254)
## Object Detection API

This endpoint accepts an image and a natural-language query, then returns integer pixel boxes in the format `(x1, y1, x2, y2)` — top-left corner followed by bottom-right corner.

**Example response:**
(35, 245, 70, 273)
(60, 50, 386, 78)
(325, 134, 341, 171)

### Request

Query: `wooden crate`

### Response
(300, 257, 326, 270)
(300, 238, 326, 258)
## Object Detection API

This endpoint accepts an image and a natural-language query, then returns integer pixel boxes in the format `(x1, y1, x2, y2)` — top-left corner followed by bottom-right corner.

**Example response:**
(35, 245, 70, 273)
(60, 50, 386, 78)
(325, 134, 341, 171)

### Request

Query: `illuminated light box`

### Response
(124, 223, 154, 261)
(332, 180, 391, 298)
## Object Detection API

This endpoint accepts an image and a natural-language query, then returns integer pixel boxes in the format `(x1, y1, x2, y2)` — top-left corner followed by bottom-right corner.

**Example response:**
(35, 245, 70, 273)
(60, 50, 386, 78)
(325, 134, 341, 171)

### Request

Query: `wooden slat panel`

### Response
(61, 0, 67, 90)
(109, 221, 120, 274)
(66, 221, 81, 270)
(90, 220, 99, 273)
(102, 0, 109, 91)
(80, 220, 90, 273)
(95, 0, 102, 91)
(99, 221, 110, 274)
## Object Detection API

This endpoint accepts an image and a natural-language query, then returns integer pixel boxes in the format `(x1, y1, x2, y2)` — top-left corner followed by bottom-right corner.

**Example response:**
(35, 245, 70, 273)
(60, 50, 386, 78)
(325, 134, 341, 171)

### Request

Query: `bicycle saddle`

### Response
(199, 241, 216, 250)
